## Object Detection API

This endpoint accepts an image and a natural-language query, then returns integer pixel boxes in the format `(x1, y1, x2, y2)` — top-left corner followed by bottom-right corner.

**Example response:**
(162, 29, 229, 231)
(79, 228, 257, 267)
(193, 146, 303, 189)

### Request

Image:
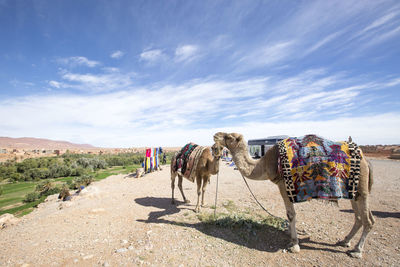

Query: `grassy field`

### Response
(0, 164, 141, 217)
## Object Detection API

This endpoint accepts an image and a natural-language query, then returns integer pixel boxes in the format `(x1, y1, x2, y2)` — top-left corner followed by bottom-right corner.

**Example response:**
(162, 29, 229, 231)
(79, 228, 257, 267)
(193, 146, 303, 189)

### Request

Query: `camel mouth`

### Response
(213, 132, 226, 143)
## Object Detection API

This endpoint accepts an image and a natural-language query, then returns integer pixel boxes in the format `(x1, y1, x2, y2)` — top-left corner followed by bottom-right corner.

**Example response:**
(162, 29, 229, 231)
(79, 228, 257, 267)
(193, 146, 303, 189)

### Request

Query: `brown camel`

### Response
(213, 132, 375, 258)
(171, 144, 222, 212)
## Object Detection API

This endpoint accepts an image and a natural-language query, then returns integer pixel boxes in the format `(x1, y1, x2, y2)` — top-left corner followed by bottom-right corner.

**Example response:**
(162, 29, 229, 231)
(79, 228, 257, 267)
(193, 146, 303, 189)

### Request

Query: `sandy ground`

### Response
(0, 158, 399, 266)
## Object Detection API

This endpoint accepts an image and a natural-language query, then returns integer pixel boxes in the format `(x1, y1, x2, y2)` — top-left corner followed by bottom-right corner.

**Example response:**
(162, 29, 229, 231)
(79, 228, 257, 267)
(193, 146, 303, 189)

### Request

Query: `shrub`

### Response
(45, 187, 60, 196)
(81, 174, 94, 186)
(24, 192, 40, 203)
(35, 180, 55, 196)
(0, 186, 3, 196)
(58, 184, 70, 201)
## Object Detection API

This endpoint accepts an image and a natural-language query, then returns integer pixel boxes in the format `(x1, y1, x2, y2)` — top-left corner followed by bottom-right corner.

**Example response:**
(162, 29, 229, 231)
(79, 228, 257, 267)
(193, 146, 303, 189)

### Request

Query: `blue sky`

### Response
(0, 0, 399, 147)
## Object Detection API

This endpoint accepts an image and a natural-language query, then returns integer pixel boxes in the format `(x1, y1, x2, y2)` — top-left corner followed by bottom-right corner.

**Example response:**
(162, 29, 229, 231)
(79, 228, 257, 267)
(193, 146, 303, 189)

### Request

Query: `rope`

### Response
(214, 172, 219, 219)
(239, 172, 286, 222)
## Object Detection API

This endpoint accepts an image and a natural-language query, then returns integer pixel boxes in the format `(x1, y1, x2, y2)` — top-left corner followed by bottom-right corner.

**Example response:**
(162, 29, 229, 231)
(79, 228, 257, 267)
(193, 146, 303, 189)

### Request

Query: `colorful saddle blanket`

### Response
(278, 135, 361, 203)
(174, 143, 207, 182)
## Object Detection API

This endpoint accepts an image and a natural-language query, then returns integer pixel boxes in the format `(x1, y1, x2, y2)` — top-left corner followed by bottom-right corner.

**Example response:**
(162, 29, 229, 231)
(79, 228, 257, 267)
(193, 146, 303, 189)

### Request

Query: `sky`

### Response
(0, 0, 399, 147)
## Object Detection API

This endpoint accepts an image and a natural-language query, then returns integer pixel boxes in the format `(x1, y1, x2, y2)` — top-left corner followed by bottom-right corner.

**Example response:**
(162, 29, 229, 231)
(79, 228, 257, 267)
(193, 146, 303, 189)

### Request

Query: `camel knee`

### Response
(287, 211, 296, 222)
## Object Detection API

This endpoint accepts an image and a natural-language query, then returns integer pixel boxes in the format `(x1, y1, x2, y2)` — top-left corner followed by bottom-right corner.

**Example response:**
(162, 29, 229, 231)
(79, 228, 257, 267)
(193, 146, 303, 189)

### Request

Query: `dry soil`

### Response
(0, 158, 399, 266)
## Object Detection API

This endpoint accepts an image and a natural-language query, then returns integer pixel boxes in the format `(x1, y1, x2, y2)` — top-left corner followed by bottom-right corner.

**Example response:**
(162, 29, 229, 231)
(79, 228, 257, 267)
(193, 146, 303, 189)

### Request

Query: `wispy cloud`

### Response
(110, 50, 124, 59)
(57, 56, 100, 68)
(52, 69, 135, 92)
(1, 68, 397, 146)
(62, 72, 132, 92)
(358, 11, 399, 37)
(140, 49, 166, 64)
(48, 80, 64, 89)
(304, 31, 343, 56)
(175, 45, 199, 62)
(236, 41, 295, 71)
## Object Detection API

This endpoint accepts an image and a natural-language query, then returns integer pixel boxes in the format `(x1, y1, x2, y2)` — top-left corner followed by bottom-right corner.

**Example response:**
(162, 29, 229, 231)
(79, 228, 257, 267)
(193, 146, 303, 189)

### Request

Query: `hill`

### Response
(0, 137, 96, 150)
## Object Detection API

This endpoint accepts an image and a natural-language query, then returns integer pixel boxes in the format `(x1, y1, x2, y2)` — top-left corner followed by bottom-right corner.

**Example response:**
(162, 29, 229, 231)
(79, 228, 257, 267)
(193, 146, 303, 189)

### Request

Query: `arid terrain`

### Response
(0, 137, 96, 150)
(0, 158, 399, 266)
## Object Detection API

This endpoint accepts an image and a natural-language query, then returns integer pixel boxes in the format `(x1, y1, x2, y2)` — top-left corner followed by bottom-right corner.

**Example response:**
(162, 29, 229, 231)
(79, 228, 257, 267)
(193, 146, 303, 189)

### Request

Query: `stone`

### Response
(83, 255, 94, 260)
(116, 248, 128, 253)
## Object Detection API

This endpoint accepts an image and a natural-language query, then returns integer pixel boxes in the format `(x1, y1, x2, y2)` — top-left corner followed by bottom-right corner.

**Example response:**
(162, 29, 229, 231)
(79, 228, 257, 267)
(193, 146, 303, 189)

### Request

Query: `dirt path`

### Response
(0, 159, 399, 266)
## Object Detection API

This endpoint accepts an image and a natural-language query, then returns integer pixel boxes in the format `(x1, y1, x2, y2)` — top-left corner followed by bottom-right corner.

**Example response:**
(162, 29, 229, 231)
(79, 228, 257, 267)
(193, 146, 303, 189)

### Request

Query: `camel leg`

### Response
(278, 182, 300, 253)
(177, 175, 190, 203)
(201, 175, 209, 207)
(347, 195, 374, 258)
(337, 199, 361, 247)
(195, 175, 202, 213)
(171, 172, 176, 204)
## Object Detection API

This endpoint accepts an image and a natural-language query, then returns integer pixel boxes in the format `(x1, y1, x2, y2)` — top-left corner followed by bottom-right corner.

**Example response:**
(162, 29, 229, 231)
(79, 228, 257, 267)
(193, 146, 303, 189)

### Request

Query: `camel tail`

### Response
(367, 159, 373, 193)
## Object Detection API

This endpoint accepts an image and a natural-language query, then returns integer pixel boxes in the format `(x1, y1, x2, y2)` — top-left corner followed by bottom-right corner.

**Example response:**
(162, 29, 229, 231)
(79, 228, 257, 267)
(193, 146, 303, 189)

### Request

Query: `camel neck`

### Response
(231, 143, 278, 181)
(208, 156, 220, 175)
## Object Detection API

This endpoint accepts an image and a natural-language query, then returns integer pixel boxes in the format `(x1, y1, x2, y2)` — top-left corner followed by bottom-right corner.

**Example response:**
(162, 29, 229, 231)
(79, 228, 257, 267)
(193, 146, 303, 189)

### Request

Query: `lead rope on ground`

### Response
(239, 172, 289, 226)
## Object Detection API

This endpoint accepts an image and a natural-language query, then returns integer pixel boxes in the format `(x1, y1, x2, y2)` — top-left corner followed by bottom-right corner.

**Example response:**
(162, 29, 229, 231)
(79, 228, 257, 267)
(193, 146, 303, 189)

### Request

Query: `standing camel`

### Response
(171, 144, 222, 212)
(213, 132, 374, 258)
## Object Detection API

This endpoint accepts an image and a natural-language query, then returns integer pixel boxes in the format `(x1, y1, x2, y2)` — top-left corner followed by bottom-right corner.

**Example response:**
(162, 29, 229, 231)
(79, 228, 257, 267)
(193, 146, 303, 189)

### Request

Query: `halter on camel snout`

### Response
(211, 144, 223, 159)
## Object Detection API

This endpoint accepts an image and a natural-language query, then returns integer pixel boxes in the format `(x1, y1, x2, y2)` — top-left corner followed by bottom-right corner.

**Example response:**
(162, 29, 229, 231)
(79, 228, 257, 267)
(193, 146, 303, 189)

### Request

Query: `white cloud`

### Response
(384, 78, 400, 87)
(60, 70, 134, 92)
(139, 49, 166, 64)
(235, 1, 399, 67)
(227, 113, 400, 146)
(110, 50, 124, 59)
(175, 45, 199, 62)
(359, 11, 398, 36)
(304, 31, 343, 56)
(48, 80, 63, 88)
(57, 56, 100, 68)
(0, 70, 397, 147)
(363, 24, 400, 48)
(236, 41, 295, 70)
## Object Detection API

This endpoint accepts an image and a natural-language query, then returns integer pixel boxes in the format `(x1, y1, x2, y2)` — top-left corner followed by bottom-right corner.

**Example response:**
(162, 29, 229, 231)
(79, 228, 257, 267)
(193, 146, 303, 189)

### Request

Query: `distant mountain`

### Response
(0, 137, 96, 150)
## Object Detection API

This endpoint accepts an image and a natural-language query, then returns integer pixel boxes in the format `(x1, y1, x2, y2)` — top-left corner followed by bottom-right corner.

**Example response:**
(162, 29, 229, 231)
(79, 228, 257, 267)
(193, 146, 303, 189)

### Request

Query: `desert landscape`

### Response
(0, 156, 399, 266)
(1, 1, 400, 266)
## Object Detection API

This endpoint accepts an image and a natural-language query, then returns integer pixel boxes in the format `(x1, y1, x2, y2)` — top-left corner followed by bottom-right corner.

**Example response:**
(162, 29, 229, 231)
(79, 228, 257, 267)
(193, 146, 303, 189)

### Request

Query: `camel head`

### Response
(213, 132, 244, 151)
(211, 143, 223, 158)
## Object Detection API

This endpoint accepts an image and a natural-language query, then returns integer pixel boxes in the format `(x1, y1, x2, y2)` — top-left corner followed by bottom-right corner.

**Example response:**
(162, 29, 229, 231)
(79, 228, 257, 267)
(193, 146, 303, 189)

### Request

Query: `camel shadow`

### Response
(135, 197, 290, 252)
(298, 237, 345, 254)
(135, 197, 190, 221)
(340, 209, 400, 219)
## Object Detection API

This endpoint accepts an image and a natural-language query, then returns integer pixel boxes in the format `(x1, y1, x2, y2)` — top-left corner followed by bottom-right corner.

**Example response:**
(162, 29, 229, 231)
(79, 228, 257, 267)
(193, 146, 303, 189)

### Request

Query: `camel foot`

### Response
(184, 199, 190, 204)
(288, 244, 300, 253)
(336, 240, 351, 248)
(194, 207, 200, 213)
(347, 250, 362, 259)
(171, 199, 176, 205)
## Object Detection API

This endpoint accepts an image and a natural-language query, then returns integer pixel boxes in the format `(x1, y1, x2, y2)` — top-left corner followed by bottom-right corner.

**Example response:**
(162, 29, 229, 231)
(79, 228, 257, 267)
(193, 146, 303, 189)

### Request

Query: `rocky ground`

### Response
(0, 158, 399, 266)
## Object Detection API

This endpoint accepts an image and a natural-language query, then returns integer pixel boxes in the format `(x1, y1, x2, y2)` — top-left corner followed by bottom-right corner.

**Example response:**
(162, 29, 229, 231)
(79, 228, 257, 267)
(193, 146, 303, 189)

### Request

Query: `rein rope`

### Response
(213, 171, 219, 218)
(239, 172, 288, 226)
(212, 161, 284, 222)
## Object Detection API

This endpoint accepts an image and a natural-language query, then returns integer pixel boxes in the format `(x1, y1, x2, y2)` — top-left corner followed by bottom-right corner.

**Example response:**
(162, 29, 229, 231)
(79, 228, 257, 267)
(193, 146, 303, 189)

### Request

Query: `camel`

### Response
(171, 144, 222, 212)
(213, 132, 375, 258)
